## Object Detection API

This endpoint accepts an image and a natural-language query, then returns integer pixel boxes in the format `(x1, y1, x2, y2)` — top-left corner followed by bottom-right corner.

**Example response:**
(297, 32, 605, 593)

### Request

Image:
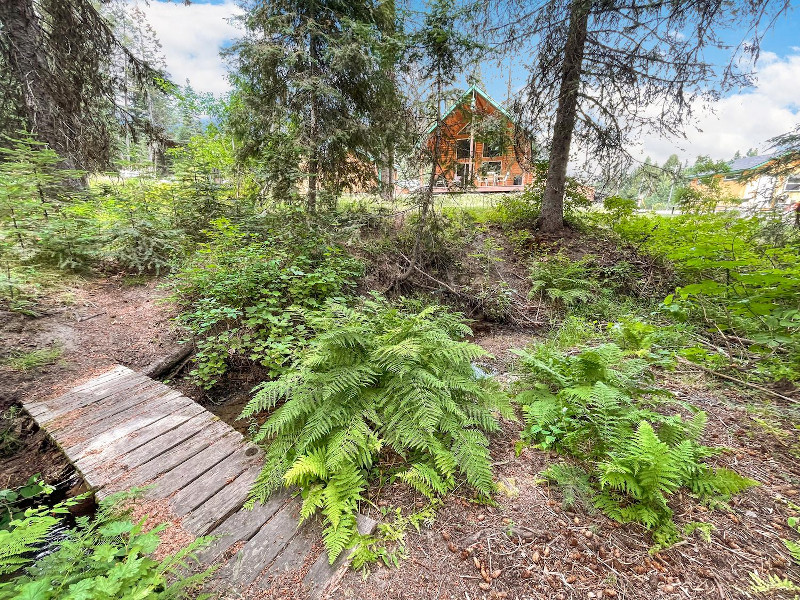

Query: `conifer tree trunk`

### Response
(539, 0, 590, 233)
(0, 0, 76, 172)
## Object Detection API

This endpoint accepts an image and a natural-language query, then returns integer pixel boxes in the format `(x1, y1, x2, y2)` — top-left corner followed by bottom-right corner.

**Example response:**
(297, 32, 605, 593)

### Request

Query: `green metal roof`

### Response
(424, 85, 516, 136)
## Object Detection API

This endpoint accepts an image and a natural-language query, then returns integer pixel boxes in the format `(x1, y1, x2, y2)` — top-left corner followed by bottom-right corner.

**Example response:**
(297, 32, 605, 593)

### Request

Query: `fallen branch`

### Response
(143, 343, 194, 379)
(676, 356, 798, 405)
(78, 311, 106, 322)
(396, 252, 467, 298)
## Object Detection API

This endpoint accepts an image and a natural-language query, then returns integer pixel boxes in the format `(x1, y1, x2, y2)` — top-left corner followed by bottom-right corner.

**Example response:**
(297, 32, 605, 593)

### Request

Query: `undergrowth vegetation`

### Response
(0, 133, 255, 308)
(169, 219, 363, 388)
(0, 486, 211, 599)
(240, 297, 512, 562)
(515, 330, 758, 549)
(615, 213, 800, 383)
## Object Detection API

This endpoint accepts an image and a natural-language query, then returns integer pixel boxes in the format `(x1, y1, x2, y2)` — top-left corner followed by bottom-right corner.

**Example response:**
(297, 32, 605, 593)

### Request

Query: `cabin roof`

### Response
(425, 85, 516, 135)
(726, 153, 777, 173)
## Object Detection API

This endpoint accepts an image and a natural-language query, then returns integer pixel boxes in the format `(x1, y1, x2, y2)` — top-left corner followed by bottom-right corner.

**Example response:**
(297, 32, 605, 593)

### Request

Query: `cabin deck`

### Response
(432, 184, 525, 194)
(22, 365, 374, 598)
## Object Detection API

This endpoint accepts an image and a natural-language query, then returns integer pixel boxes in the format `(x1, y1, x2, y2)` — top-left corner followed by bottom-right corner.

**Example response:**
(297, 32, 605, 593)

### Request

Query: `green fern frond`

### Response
(241, 296, 509, 561)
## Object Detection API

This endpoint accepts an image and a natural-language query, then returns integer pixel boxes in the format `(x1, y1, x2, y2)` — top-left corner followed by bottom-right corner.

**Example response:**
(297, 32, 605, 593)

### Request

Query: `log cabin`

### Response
(421, 85, 536, 193)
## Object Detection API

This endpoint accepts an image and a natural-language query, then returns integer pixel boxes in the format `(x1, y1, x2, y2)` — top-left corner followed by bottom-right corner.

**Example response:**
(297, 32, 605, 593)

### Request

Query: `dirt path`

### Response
(0, 276, 182, 490)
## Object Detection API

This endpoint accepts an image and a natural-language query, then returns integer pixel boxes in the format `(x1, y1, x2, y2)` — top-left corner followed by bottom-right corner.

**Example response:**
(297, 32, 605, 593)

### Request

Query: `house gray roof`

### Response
(727, 153, 777, 173)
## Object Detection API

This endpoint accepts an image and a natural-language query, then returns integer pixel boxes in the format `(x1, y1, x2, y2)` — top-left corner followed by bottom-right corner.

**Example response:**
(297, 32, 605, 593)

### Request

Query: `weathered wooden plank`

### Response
(75, 399, 204, 475)
(64, 391, 190, 457)
(81, 400, 208, 489)
(199, 491, 291, 565)
(143, 431, 241, 499)
(29, 365, 378, 599)
(29, 366, 138, 415)
(27, 370, 141, 421)
(24, 366, 127, 413)
(76, 403, 203, 472)
(265, 519, 318, 575)
(49, 380, 167, 434)
(222, 497, 303, 587)
(170, 444, 262, 517)
(304, 513, 378, 599)
(32, 372, 151, 423)
(62, 387, 187, 444)
(96, 411, 215, 482)
(98, 416, 232, 497)
(181, 462, 263, 535)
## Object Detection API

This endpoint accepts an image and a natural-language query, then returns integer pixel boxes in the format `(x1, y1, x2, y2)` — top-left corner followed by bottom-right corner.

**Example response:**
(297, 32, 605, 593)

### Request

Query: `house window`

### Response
(456, 139, 471, 160)
(481, 161, 502, 175)
(482, 142, 502, 157)
(784, 175, 800, 192)
(513, 175, 523, 186)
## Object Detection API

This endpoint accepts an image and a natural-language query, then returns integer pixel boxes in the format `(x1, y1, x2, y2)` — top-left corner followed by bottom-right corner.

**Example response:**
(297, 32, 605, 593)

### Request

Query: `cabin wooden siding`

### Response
(422, 89, 535, 191)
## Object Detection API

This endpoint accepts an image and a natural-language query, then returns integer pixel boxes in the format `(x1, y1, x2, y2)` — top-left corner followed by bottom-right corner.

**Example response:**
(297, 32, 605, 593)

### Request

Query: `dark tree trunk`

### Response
(307, 149, 318, 213)
(540, 0, 590, 233)
(0, 0, 73, 171)
(0, 0, 88, 189)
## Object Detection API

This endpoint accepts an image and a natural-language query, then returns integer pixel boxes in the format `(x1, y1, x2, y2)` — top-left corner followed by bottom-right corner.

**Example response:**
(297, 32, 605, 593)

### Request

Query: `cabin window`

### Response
(482, 142, 502, 157)
(784, 175, 800, 192)
(513, 175, 523, 186)
(456, 139, 471, 160)
(481, 161, 502, 175)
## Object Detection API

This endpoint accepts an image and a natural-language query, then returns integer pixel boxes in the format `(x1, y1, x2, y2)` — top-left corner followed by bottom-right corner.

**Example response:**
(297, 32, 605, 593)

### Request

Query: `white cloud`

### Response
(633, 52, 800, 165)
(130, 0, 242, 96)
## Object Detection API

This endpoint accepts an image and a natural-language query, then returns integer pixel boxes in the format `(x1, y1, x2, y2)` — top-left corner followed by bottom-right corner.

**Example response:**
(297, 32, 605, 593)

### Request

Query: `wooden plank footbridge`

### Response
(23, 365, 374, 598)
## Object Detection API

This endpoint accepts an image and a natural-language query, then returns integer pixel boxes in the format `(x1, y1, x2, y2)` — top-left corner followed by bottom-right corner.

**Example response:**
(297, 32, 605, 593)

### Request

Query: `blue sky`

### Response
(135, 0, 800, 164)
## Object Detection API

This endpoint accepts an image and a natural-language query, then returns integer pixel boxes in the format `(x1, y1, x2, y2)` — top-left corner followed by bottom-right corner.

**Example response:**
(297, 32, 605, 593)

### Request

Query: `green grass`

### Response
(4, 347, 63, 372)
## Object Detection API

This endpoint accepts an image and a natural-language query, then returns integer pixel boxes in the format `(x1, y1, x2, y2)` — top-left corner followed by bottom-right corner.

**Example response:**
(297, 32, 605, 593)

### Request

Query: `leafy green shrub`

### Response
(491, 194, 541, 228)
(487, 162, 591, 228)
(0, 136, 101, 273)
(0, 475, 54, 528)
(515, 342, 757, 548)
(171, 219, 363, 387)
(616, 213, 800, 382)
(602, 195, 637, 220)
(0, 492, 212, 599)
(98, 183, 188, 275)
(241, 297, 512, 562)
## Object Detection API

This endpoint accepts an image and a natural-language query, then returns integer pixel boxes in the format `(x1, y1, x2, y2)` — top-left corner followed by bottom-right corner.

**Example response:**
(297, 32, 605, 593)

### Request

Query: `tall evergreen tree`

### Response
(0, 0, 169, 174)
(411, 0, 480, 231)
(490, 0, 789, 233)
(229, 0, 405, 212)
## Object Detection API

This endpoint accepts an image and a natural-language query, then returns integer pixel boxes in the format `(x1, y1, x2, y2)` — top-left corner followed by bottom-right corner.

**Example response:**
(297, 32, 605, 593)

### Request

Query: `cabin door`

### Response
(456, 163, 471, 188)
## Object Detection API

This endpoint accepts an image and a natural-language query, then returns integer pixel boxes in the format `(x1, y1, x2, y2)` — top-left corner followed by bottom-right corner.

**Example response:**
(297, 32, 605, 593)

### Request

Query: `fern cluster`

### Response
(528, 252, 597, 308)
(0, 491, 212, 599)
(241, 297, 512, 562)
(516, 342, 757, 548)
